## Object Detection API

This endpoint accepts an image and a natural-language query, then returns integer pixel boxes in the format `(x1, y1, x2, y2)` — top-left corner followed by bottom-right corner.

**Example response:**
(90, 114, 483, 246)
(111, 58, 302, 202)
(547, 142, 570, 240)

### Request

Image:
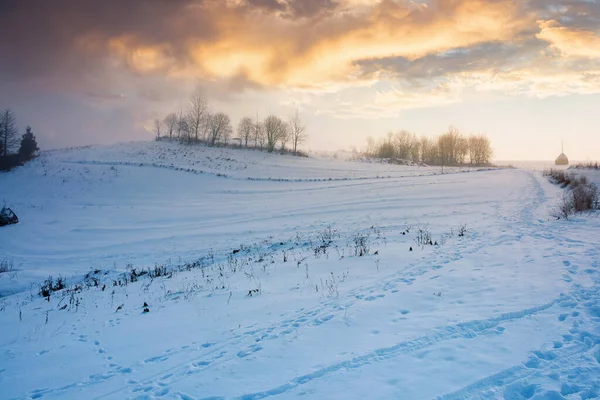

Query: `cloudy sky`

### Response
(1, 0, 599, 160)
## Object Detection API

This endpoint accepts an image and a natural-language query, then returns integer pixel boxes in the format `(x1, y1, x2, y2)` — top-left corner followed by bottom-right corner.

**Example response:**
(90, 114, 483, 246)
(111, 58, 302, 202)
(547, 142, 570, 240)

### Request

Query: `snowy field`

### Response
(0, 141, 599, 400)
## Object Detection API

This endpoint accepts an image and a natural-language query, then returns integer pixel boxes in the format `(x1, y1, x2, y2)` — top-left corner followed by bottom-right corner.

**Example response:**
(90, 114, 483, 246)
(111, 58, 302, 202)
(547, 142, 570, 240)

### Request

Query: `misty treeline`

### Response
(153, 90, 307, 155)
(364, 127, 493, 166)
(0, 109, 39, 171)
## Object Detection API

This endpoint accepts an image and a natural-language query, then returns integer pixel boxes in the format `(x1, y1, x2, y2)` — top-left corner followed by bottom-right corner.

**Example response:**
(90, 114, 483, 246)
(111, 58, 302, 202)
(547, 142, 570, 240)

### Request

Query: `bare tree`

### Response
(420, 136, 437, 165)
(468, 134, 493, 165)
(377, 132, 395, 158)
(187, 89, 208, 142)
(288, 110, 307, 155)
(179, 118, 191, 143)
(392, 130, 415, 160)
(176, 107, 185, 138)
(207, 112, 232, 146)
(238, 117, 254, 147)
(365, 136, 376, 157)
(366, 128, 492, 167)
(279, 122, 290, 153)
(438, 126, 461, 168)
(163, 113, 177, 138)
(153, 118, 163, 139)
(222, 118, 232, 146)
(410, 136, 421, 163)
(0, 109, 19, 157)
(263, 114, 287, 153)
(456, 136, 469, 165)
(254, 114, 265, 149)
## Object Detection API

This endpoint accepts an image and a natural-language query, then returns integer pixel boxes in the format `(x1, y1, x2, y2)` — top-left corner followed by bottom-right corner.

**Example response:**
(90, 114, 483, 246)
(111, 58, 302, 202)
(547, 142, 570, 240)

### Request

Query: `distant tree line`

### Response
(154, 89, 307, 155)
(364, 127, 493, 166)
(0, 109, 39, 171)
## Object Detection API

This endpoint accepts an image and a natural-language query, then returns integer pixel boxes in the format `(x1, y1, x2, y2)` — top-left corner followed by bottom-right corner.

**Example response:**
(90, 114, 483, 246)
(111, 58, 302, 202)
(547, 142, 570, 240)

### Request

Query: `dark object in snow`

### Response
(143, 307, 150, 313)
(0, 207, 18, 226)
(232, 249, 240, 254)
(143, 302, 148, 307)
(409, 247, 413, 251)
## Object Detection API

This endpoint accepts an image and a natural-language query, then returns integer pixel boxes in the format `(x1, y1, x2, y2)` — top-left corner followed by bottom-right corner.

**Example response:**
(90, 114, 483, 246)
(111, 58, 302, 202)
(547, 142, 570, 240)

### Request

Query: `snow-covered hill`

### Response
(0, 141, 599, 400)
(0, 141, 472, 295)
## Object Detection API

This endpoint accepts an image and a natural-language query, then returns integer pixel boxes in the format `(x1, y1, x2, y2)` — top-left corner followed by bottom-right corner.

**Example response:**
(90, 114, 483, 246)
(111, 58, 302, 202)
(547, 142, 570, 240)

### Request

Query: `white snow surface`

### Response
(0, 141, 599, 400)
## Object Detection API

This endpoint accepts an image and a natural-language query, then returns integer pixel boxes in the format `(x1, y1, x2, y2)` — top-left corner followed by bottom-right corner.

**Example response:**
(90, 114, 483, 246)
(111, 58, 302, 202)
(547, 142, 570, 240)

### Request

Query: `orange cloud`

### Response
(95, 0, 533, 90)
(40, 0, 600, 118)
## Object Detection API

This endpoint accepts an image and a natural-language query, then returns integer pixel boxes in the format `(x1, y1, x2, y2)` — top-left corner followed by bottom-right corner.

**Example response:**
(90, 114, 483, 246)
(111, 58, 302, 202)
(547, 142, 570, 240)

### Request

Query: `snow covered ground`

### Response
(0, 141, 599, 400)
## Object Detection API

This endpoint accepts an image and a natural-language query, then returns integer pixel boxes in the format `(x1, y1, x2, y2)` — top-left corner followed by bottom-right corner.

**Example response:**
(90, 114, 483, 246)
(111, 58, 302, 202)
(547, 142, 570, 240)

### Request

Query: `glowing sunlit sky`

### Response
(1, 0, 599, 160)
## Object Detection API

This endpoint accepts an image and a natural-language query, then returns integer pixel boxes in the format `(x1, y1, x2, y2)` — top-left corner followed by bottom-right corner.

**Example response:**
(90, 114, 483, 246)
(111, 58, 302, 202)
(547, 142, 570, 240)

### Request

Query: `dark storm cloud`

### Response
(0, 0, 214, 86)
(0, 0, 341, 92)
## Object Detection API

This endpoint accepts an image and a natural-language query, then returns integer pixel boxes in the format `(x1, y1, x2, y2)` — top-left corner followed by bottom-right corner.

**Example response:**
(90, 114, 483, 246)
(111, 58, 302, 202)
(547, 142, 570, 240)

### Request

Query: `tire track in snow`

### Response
(66, 160, 399, 183)
(438, 283, 600, 399)
(219, 298, 563, 400)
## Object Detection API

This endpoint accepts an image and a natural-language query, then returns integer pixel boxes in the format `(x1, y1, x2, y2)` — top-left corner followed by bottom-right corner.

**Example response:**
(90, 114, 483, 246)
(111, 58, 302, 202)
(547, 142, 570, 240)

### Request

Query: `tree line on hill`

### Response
(364, 127, 493, 166)
(153, 90, 308, 155)
(0, 109, 39, 171)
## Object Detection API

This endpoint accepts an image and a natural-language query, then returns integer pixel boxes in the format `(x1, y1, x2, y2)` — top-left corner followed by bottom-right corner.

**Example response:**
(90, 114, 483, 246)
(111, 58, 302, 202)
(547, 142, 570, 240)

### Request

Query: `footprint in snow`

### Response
(364, 294, 385, 301)
(562, 274, 573, 283)
(192, 361, 210, 367)
(558, 314, 569, 321)
(144, 355, 169, 363)
(29, 389, 46, 399)
(237, 344, 262, 358)
(313, 314, 334, 326)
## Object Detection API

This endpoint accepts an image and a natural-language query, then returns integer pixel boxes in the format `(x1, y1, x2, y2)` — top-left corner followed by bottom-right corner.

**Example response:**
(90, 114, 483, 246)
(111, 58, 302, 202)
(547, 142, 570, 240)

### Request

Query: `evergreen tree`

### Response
(18, 126, 39, 161)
